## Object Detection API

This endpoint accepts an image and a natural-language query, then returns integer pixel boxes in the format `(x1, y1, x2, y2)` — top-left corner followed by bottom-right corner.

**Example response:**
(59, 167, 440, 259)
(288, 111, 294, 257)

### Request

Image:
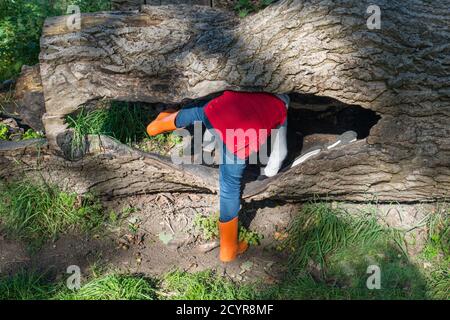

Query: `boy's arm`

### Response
(261, 94, 290, 178)
(262, 119, 288, 177)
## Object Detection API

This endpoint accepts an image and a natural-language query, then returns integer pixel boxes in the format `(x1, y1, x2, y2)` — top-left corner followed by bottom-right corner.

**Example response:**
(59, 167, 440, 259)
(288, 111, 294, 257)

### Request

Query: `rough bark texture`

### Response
(4, 0, 449, 202)
(12, 65, 46, 132)
(0, 136, 218, 197)
(0, 65, 45, 132)
(112, 0, 212, 11)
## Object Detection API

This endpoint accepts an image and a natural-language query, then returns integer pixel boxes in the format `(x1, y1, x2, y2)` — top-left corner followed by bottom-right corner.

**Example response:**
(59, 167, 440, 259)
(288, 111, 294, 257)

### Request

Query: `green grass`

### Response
(419, 204, 449, 299)
(426, 263, 449, 300)
(0, 179, 107, 248)
(0, 269, 250, 300)
(422, 205, 449, 260)
(281, 203, 405, 272)
(0, 0, 111, 82)
(161, 270, 255, 300)
(257, 202, 448, 300)
(56, 273, 158, 300)
(66, 101, 181, 157)
(0, 270, 156, 300)
(0, 270, 57, 300)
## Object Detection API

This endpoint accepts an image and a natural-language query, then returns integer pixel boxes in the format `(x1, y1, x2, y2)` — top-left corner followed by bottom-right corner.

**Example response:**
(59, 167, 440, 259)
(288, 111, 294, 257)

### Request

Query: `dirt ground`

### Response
(0, 192, 300, 284)
(0, 180, 435, 285)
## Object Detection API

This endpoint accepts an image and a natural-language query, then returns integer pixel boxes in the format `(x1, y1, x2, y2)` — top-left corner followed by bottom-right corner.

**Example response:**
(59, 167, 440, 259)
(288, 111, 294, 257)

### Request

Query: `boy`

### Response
(147, 91, 289, 262)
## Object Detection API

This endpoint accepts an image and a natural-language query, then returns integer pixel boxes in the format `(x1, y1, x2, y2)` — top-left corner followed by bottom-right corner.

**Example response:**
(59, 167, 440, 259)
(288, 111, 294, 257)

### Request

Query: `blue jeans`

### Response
(176, 103, 247, 223)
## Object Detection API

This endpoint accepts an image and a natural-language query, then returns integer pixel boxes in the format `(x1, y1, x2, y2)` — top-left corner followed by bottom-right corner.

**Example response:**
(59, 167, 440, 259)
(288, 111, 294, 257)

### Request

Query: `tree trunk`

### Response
(111, 0, 212, 11)
(0, 136, 218, 197)
(4, 0, 449, 202)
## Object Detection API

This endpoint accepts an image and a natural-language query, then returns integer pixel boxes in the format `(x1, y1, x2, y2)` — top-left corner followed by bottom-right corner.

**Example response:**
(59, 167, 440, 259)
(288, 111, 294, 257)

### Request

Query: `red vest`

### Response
(204, 91, 287, 159)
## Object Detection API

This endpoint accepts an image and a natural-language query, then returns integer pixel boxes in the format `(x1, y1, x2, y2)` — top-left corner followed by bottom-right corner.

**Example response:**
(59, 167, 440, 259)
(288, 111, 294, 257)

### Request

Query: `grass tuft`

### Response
(281, 203, 405, 271)
(161, 270, 254, 300)
(0, 270, 56, 300)
(0, 179, 107, 248)
(66, 101, 181, 156)
(56, 273, 157, 300)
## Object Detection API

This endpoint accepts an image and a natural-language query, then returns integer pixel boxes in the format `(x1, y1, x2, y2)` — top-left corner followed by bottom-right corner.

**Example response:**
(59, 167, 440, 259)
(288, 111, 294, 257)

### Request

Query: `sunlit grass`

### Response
(56, 273, 157, 300)
(281, 203, 405, 272)
(0, 179, 107, 249)
(160, 270, 255, 300)
(0, 270, 56, 300)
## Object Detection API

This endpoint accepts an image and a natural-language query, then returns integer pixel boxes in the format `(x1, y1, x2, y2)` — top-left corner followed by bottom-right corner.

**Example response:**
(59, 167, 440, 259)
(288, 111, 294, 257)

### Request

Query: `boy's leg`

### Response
(218, 145, 248, 262)
(174, 102, 208, 128)
(219, 155, 246, 222)
(147, 101, 209, 136)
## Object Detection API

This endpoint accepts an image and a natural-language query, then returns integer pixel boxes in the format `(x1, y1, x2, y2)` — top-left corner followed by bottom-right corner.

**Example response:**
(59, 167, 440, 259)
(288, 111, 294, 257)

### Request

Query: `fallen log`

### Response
(0, 136, 218, 197)
(2, 0, 449, 202)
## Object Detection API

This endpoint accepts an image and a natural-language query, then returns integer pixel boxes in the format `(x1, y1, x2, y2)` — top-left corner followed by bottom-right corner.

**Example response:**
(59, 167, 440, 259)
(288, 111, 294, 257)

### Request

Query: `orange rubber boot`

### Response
(146, 110, 178, 136)
(218, 217, 248, 262)
(155, 109, 176, 121)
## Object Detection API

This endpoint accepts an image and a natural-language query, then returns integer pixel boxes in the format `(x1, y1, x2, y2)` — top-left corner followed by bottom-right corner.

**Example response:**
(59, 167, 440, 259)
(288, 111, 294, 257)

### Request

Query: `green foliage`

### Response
(21, 128, 44, 140)
(234, 0, 274, 18)
(0, 124, 9, 140)
(194, 213, 219, 240)
(0, 270, 156, 300)
(0, 0, 111, 82)
(0, 125, 43, 141)
(0, 179, 107, 248)
(162, 270, 254, 300)
(0, 268, 252, 300)
(194, 213, 263, 246)
(419, 204, 449, 300)
(239, 224, 263, 245)
(136, 132, 182, 155)
(424, 205, 449, 260)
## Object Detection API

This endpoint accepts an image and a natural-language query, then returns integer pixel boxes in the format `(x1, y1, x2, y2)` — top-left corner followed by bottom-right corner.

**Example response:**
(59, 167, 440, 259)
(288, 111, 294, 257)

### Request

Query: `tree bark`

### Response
(0, 136, 218, 197)
(6, 0, 449, 202)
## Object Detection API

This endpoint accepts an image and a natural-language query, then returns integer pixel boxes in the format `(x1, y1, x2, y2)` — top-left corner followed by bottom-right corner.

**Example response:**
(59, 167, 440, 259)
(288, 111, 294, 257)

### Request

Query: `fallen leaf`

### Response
(159, 232, 173, 245)
(274, 231, 288, 241)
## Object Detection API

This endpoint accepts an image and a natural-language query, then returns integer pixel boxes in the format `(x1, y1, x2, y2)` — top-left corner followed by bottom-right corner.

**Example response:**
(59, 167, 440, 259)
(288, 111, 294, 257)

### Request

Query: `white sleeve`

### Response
(263, 119, 288, 177)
